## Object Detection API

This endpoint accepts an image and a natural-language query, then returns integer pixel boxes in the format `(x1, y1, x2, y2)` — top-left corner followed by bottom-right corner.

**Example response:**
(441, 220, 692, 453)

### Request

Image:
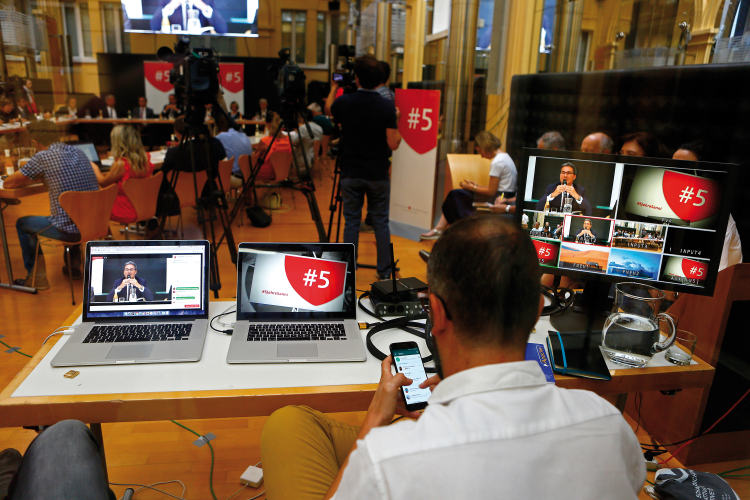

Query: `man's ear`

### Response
(430, 293, 449, 338)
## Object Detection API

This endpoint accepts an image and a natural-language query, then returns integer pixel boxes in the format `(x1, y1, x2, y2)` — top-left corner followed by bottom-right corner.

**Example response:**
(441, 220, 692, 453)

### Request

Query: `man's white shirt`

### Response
(333, 361, 645, 500)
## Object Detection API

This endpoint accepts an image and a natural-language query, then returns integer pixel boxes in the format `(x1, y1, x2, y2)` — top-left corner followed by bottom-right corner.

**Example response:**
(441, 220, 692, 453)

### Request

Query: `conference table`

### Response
(0, 301, 715, 479)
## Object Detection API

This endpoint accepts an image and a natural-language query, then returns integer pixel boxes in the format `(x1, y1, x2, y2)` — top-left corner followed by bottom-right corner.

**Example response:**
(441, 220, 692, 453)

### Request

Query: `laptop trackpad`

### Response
(106, 344, 154, 360)
(278, 343, 318, 358)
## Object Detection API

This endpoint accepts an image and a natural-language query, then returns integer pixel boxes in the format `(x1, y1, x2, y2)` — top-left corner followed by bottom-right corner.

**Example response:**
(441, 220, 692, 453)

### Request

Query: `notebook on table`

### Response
(227, 242, 366, 363)
(50, 240, 211, 367)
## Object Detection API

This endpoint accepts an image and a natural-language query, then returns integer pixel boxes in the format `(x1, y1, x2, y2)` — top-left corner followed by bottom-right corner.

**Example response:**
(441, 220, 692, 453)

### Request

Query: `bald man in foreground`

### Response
(581, 132, 614, 154)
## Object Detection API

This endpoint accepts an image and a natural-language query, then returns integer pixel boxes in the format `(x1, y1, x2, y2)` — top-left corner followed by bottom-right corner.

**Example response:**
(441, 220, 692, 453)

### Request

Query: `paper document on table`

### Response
(149, 151, 167, 163)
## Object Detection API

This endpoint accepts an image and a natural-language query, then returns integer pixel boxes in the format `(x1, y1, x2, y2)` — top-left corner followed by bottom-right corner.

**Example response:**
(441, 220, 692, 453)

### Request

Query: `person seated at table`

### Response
(156, 117, 226, 218)
(15, 96, 36, 121)
(131, 96, 156, 120)
(90, 125, 154, 224)
(160, 93, 183, 119)
(3, 120, 99, 287)
(575, 219, 597, 244)
(102, 94, 119, 118)
(259, 216, 645, 500)
(107, 260, 154, 302)
(0, 98, 20, 123)
(214, 113, 252, 189)
(307, 102, 334, 136)
(0, 420, 118, 500)
(251, 110, 291, 182)
(56, 96, 79, 118)
(229, 101, 242, 121)
(420, 131, 517, 240)
(288, 109, 324, 172)
(534, 161, 593, 215)
(252, 98, 270, 133)
(528, 221, 543, 236)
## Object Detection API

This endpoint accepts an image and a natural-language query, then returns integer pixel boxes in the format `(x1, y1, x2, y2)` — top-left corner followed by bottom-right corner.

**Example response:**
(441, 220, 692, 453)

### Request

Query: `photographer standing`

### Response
(325, 55, 401, 279)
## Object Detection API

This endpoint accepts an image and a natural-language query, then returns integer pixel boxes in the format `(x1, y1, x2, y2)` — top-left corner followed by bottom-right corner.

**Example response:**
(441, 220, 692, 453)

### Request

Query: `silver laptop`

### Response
(227, 242, 366, 363)
(51, 240, 211, 367)
(67, 141, 103, 169)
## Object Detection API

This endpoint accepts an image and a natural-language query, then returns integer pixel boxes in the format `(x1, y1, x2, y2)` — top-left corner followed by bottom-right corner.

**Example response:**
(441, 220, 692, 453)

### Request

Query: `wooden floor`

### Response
(1, 160, 747, 499)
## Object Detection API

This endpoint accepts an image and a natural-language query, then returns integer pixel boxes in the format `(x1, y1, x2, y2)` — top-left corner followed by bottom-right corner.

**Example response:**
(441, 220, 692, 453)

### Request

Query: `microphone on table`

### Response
(562, 179, 568, 209)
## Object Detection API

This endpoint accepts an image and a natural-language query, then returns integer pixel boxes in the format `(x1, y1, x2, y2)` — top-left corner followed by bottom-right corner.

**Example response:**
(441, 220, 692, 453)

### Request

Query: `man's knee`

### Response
(38, 420, 93, 446)
(262, 405, 319, 441)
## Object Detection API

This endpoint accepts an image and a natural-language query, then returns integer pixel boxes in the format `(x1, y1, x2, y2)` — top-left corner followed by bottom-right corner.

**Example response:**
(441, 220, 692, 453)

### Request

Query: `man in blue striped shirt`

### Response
(4, 120, 99, 289)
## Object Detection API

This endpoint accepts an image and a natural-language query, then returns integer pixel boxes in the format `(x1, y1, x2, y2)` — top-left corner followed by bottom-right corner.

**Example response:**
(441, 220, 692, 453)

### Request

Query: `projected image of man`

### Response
(576, 219, 597, 245)
(536, 162, 592, 215)
(107, 261, 154, 302)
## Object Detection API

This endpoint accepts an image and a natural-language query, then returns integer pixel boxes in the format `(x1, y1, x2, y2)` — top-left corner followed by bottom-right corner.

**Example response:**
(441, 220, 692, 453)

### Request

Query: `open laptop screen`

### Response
(69, 142, 101, 164)
(83, 240, 209, 320)
(236, 243, 356, 320)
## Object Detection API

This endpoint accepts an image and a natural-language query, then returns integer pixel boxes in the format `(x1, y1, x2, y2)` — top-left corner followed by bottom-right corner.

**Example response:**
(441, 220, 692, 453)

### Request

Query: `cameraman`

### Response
(325, 55, 401, 280)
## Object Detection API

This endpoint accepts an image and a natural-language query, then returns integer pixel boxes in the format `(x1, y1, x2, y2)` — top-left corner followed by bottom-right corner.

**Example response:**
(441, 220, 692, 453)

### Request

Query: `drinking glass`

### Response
(602, 282, 677, 367)
(187, 9, 201, 33)
(665, 330, 697, 365)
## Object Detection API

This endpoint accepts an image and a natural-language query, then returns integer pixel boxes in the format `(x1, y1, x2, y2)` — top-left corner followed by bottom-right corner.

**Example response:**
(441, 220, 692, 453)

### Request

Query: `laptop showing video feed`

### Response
(227, 242, 366, 363)
(50, 240, 211, 367)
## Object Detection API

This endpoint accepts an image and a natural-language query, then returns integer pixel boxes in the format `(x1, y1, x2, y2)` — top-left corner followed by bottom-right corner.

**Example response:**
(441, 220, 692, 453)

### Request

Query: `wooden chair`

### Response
(445, 154, 492, 198)
(32, 184, 118, 305)
(172, 169, 209, 238)
(257, 151, 295, 211)
(217, 157, 234, 197)
(120, 171, 163, 239)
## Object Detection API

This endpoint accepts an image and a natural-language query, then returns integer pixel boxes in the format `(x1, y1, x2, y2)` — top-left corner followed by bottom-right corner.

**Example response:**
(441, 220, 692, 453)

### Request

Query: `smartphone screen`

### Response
(391, 343, 431, 409)
(332, 72, 344, 82)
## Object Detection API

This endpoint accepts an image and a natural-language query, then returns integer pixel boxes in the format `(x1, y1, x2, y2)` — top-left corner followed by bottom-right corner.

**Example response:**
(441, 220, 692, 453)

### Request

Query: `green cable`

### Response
(645, 479, 655, 486)
(171, 420, 218, 500)
(718, 465, 750, 476)
(0, 339, 32, 358)
(720, 474, 750, 478)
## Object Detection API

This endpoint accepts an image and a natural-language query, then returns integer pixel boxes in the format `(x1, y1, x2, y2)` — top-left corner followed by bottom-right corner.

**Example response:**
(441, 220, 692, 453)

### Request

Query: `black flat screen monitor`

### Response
(515, 148, 739, 297)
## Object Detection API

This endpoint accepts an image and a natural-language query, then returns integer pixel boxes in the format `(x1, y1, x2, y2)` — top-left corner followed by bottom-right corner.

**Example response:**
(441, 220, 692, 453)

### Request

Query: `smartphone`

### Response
(389, 341, 431, 411)
(332, 72, 344, 83)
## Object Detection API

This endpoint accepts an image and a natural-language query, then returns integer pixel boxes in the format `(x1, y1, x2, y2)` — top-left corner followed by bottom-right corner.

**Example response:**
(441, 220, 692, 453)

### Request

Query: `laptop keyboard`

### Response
(247, 323, 346, 341)
(83, 324, 192, 343)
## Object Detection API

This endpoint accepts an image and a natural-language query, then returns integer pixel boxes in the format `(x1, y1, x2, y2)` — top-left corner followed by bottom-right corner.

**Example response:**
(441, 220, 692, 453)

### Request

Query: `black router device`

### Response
(369, 244, 427, 316)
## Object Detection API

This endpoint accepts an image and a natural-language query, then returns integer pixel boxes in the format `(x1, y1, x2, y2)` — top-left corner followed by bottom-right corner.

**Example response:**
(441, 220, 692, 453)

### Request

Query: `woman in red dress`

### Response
(91, 125, 154, 223)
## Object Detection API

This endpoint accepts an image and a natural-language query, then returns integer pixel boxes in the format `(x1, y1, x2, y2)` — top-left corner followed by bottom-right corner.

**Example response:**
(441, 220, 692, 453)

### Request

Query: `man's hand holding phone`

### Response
(362, 356, 421, 434)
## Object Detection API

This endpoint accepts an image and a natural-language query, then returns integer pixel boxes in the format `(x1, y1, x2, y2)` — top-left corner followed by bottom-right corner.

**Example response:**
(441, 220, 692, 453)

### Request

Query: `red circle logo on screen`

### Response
(284, 255, 347, 306)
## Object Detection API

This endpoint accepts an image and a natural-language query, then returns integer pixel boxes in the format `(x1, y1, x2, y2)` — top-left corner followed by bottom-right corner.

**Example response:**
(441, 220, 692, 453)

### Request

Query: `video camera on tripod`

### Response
(332, 45, 357, 95)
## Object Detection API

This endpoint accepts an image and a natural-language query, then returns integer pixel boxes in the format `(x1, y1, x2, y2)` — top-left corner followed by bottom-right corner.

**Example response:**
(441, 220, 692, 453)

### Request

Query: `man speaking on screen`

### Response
(576, 219, 598, 244)
(107, 261, 154, 302)
(536, 162, 592, 215)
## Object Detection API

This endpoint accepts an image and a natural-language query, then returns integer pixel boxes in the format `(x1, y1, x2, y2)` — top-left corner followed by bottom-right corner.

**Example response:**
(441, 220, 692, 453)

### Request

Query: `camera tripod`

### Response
(325, 126, 397, 274)
(156, 121, 237, 298)
(227, 104, 327, 243)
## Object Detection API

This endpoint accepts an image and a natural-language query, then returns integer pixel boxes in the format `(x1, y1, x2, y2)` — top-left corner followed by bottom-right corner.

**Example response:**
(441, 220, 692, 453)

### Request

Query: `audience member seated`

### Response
(215, 113, 253, 190)
(102, 94, 119, 118)
(0, 98, 20, 123)
(229, 101, 242, 120)
(672, 141, 742, 271)
(375, 61, 395, 102)
(260, 216, 645, 500)
(0, 420, 117, 500)
(157, 117, 227, 217)
(253, 98, 270, 133)
(132, 96, 156, 119)
(3, 120, 99, 287)
(90, 125, 154, 224)
(421, 131, 517, 239)
(580, 132, 613, 154)
(618, 131, 670, 158)
(529, 221, 543, 236)
(534, 161, 593, 215)
(288, 109, 324, 172)
(56, 97, 79, 118)
(536, 131, 566, 150)
(307, 102, 334, 136)
(160, 93, 183, 119)
(251, 110, 292, 183)
(14, 96, 35, 121)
